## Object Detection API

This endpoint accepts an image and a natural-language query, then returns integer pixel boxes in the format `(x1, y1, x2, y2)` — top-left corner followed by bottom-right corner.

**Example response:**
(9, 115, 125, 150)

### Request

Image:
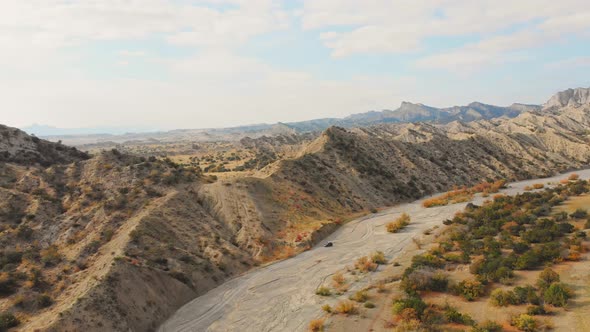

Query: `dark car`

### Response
(324, 242, 334, 247)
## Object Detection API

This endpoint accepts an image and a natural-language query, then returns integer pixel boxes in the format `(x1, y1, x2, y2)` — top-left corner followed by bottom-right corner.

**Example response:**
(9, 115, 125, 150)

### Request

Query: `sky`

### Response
(2, 0, 590, 132)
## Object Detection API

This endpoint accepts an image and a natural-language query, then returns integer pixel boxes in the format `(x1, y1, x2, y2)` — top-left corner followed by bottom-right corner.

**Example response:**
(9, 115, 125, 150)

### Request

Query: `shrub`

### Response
(568, 173, 580, 181)
(513, 285, 540, 305)
(386, 213, 411, 233)
(349, 290, 368, 302)
(472, 321, 502, 332)
(0, 312, 19, 330)
(532, 183, 545, 189)
(570, 208, 588, 219)
(309, 318, 325, 331)
(444, 306, 475, 325)
(0, 273, 18, 296)
(526, 305, 547, 316)
(16, 225, 33, 239)
(332, 272, 345, 287)
(401, 267, 448, 293)
(490, 289, 517, 307)
(35, 293, 53, 309)
(40, 245, 61, 267)
(511, 314, 538, 332)
(364, 301, 375, 308)
(371, 251, 387, 264)
(392, 296, 427, 317)
(315, 287, 331, 296)
(355, 256, 377, 272)
(543, 282, 572, 307)
(536, 268, 559, 291)
(334, 300, 357, 314)
(455, 278, 485, 301)
(321, 304, 332, 313)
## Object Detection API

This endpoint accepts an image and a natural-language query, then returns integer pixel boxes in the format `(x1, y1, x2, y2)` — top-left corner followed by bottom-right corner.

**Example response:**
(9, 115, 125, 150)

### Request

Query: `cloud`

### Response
(301, 0, 590, 60)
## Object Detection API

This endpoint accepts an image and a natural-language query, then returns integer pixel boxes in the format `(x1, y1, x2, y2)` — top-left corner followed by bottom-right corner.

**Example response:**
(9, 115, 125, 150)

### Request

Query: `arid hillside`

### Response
(1, 87, 589, 331)
(0, 129, 255, 331)
(210, 88, 590, 255)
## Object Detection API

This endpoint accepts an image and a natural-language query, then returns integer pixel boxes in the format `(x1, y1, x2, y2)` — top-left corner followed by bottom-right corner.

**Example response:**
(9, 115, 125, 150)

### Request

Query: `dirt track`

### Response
(159, 169, 590, 332)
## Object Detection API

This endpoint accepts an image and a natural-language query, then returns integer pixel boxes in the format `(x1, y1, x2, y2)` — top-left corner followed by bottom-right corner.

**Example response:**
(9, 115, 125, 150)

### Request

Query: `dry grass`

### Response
(332, 271, 345, 287)
(386, 213, 411, 233)
(423, 180, 506, 208)
(355, 256, 378, 272)
(334, 300, 357, 314)
(309, 318, 325, 331)
(371, 251, 387, 265)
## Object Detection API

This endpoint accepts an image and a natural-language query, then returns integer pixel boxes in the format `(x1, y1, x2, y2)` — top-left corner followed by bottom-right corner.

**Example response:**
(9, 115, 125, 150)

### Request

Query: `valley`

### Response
(160, 169, 590, 332)
(0, 87, 590, 331)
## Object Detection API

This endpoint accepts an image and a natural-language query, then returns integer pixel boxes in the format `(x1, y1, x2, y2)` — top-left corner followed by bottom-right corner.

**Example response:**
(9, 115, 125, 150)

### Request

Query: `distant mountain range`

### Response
(23, 99, 543, 146)
(282, 101, 541, 131)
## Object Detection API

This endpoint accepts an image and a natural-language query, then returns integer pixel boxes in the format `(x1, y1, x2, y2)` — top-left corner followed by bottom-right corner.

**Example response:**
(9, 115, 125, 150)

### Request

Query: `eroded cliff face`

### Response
(544, 87, 590, 109)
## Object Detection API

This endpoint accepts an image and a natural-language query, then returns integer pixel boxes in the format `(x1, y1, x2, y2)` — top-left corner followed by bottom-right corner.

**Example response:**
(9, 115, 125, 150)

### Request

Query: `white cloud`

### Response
(301, 0, 590, 59)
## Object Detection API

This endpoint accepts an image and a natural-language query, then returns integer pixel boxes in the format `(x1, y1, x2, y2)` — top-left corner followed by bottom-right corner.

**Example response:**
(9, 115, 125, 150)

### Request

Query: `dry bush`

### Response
(371, 251, 387, 264)
(386, 213, 411, 233)
(532, 183, 545, 189)
(349, 290, 369, 302)
(355, 256, 377, 272)
(334, 300, 357, 314)
(332, 271, 345, 287)
(309, 318, 325, 331)
(568, 173, 580, 181)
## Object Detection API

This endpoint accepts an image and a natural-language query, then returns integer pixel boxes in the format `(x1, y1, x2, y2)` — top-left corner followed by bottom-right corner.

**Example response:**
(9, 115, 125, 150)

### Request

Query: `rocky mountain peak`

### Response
(544, 87, 590, 109)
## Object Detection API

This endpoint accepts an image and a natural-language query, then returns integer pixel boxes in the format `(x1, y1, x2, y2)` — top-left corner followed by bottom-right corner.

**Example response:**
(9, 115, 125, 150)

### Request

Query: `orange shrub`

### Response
(532, 183, 545, 189)
(309, 318, 325, 331)
(355, 256, 377, 272)
(334, 300, 357, 314)
(332, 271, 345, 287)
(569, 173, 580, 181)
(386, 213, 411, 232)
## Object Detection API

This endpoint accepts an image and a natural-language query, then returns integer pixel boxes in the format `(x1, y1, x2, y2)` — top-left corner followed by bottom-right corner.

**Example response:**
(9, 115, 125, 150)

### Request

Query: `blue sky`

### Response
(1, 0, 589, 131)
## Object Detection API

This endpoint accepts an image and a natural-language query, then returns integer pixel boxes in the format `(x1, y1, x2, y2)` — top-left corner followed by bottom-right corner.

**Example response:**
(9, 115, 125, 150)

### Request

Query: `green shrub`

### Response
(543, 282, 572, 307)
(511, 314, 538, 332)
(536, 268, 559, 291)
(401, 267, 448, 293)
(471, 320, 502, 332)
(0, 273, 18, 296)
(570, 208, 588, 219)
(526, 305, 547, 315)
(392, 296, 427, 317)
(35, 293, 53, 309)
(444, 306, 475, 325)
(490, 289, 517, 307)
(455, 279, 485, 301)
(315, 286, 331, 296)
(0, 312, 19, 330)
(513, 285, 540, 305)
(364, 301, 375, 308)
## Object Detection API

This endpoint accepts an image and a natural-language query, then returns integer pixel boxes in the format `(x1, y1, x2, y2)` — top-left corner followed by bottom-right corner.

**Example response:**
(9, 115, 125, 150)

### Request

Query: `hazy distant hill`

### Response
(31, 100, 541, 147)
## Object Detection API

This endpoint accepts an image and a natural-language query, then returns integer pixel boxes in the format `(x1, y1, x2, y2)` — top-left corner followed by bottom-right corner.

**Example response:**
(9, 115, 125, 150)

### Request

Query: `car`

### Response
(324, 241, 334, 247)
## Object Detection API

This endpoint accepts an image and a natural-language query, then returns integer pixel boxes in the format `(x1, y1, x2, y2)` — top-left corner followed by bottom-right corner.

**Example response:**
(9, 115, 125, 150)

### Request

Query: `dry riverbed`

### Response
(160, 169, 590, 332)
